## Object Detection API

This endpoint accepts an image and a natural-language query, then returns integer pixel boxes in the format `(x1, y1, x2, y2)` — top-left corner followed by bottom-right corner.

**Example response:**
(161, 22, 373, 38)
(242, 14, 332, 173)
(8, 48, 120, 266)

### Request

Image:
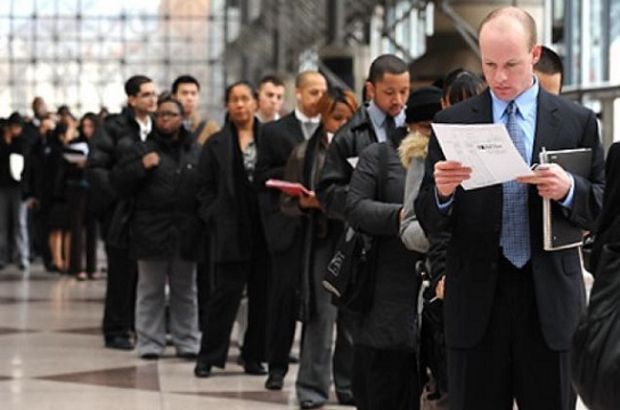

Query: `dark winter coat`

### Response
(110, 128, 203, 261)
(345, 132, 423, 350)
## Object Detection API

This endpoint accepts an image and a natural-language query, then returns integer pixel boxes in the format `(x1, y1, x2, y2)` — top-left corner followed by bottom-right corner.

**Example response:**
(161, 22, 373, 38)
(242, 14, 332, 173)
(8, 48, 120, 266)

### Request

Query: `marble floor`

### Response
(0, 262, 590, 410)
(0, 263, 351, 410)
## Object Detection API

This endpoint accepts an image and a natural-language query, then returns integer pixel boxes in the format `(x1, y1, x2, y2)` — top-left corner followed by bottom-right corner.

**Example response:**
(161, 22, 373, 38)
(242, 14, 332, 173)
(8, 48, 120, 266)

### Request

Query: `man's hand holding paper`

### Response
(431, 123, 534, 191)
(434, 160, 472, 199)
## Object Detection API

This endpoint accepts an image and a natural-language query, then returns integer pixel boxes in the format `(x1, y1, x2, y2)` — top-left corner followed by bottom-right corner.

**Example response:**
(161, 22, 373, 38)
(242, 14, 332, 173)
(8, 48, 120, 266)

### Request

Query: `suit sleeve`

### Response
(280, 145, 306, 218)
(316, 132, 354, 221)
(345, 146, 400, 236)
(415, 127, 453, 237)
(564, 110, 605, 231)
(255, 126, 287, 186)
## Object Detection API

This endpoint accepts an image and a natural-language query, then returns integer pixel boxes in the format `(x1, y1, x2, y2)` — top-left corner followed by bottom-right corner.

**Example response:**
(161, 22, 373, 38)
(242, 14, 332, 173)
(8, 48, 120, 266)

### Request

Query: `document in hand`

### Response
(540, 148, 592, 251)
(265, 179, 311, 197)
(431, 123, 533, 190)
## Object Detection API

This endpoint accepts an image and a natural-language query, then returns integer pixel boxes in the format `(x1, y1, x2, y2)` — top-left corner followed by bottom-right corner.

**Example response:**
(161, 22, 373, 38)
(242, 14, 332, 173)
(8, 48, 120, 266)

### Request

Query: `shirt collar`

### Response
(136, 116, 152, 141)
(295, 108, 320, 124)
(490, 76, 539, 120)
(367, 100, 387, 127)
(367, 100, 406, 128)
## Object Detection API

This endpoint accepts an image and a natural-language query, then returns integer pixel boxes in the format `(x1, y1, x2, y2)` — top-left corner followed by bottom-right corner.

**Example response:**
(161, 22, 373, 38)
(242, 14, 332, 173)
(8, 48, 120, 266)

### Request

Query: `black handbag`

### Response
(322, 143, 388, 313)
(571, 241, 620, 410)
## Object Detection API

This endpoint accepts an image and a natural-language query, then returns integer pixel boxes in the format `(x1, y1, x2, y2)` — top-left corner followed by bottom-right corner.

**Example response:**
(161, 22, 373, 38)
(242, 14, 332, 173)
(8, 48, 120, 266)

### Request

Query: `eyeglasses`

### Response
(154, 111, 181, 119)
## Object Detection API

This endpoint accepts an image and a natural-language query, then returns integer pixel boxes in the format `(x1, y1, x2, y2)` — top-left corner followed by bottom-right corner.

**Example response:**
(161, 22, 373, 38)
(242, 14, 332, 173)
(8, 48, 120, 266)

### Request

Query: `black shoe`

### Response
(105, 336, 134, 351)
(265, 373, 284, 390)
(300, 400, 323, 409)
(140, 353, 159, 360)
(337, 395, 356, 406)
(194, 361, 212, 378)
(244, 361, 267, 375)
(176, 352, 198, 360)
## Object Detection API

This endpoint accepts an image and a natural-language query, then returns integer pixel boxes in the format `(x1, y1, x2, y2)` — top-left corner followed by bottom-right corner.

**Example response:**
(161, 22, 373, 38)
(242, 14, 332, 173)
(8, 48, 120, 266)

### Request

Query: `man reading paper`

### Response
(415, 7, 604, 410)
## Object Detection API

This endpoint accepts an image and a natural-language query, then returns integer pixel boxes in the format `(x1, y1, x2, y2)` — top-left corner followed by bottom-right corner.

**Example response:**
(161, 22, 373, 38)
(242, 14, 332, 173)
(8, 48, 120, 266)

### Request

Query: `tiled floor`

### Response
(0, 263, 350, 410)
(0, 263, 590, 409)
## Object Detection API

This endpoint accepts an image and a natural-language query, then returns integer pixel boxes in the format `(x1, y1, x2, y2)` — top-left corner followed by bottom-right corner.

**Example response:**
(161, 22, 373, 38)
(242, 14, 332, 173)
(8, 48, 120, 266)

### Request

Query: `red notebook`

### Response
(265, 179, 311, 197)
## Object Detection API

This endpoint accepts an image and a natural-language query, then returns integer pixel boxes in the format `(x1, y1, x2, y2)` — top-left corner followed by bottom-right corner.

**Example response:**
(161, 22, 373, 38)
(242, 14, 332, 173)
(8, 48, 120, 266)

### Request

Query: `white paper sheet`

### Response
(9, 153, 24, 182)
(432, 123, 534, 190)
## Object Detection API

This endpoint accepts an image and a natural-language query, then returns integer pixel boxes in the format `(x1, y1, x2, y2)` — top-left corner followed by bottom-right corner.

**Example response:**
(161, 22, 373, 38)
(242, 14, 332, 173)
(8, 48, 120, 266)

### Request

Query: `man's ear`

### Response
(127, 95, 136, 108)
(365, 81, 375, 101)
(531, 44, 542, 65)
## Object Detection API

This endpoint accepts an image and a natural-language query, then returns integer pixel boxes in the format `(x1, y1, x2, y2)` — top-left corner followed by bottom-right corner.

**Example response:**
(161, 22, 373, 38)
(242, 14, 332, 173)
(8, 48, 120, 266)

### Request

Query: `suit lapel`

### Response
(531, 89, 561, 164)
(284, 112, 305, 143)
(470, 89, 494, 124)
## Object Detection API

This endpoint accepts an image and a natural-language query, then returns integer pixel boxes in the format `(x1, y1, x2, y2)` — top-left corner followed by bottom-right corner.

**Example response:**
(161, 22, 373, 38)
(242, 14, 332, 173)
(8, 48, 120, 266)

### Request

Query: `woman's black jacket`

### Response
(110, 128, 203, 261)
(196, 121, 264, 264)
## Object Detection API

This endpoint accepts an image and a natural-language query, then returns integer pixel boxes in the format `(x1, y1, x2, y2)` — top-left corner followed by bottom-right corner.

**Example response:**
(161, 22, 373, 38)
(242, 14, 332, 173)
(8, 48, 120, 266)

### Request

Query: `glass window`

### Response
(0, 0, 225, 120)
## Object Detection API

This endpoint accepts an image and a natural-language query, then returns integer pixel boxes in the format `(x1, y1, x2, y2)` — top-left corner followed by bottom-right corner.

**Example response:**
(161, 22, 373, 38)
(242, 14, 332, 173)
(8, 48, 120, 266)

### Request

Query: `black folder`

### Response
(539, 148, 592, 251)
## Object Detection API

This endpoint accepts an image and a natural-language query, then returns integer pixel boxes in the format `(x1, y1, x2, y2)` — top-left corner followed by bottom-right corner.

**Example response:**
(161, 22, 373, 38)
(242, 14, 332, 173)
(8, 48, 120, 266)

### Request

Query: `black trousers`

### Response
(102, 243, 137, 340)
(266, 247, 302, 376)
(198, 252, 269, 368)
(447, 256, 577, 410)
(352, 344, 420, 410)
(196, 260, 211, 335)
(67, 187, 97, 274)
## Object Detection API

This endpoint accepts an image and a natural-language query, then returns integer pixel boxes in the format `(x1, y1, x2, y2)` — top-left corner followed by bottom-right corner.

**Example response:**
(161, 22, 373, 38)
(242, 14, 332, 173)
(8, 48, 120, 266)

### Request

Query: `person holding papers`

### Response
(279, 87, 358, 409)
(255, 71, 327, 390)
(415, 7, 604, 410)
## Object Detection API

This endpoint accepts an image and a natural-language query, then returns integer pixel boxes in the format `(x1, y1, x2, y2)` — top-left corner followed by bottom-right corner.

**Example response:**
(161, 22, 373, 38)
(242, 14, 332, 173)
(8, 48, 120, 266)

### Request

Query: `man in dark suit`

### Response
(415, 7, 605, 410)
(255, 71, 327, 391)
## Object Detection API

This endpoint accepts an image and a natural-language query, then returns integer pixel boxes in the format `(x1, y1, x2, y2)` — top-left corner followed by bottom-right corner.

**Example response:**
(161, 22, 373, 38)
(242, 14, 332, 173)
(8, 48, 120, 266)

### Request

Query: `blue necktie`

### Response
(500, 101, 531, 268)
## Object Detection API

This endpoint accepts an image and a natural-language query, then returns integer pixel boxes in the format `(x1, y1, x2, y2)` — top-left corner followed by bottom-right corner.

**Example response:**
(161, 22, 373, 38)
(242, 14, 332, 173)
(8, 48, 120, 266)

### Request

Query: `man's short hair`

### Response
(171, 75, 200, 94)
(259, 74, 284, 89)
(295, 71, 323, 89)
(534, 46, 564, 79)
(367, 54, 409, 84)
(479, 7, 537, 49)
(125, 75, 153, 97)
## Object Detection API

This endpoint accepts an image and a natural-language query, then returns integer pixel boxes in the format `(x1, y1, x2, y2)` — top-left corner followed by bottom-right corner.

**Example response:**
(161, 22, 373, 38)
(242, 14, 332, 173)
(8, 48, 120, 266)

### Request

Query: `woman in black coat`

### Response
(345, 128, 423, 410)
(194, 81, 269, 377)
(111, 97, 202, 359)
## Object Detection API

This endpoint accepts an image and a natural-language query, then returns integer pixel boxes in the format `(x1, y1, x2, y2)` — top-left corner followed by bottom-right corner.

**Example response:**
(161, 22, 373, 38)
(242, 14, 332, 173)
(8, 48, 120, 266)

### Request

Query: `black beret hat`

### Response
(405, 86, 443, 124)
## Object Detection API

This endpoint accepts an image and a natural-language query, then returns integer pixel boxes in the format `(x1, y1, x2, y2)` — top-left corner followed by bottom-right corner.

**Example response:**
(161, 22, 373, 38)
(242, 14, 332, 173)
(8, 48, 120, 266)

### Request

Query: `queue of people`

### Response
(2, 5, 619, 410)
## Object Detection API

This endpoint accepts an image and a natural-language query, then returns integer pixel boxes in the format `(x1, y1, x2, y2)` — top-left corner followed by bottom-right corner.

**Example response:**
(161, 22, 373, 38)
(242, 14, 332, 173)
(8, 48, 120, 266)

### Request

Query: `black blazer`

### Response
(415, 88, 605, 351)
(196, 121, 263, 263)
(255, 111, 318, 254)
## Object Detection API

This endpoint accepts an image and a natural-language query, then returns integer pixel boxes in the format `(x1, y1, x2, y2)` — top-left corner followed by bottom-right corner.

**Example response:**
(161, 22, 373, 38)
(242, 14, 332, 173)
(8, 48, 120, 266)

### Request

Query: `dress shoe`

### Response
(264, 373, 284, 390)
(176, 352, 198, 360)
(244, 361, 267, 375)
(105, 336, 134, 350)
(140, 353, 159, 360)
(194, 361, 212, 378)
(337, 395, 356, 406)
(299, 400, 324, 409)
